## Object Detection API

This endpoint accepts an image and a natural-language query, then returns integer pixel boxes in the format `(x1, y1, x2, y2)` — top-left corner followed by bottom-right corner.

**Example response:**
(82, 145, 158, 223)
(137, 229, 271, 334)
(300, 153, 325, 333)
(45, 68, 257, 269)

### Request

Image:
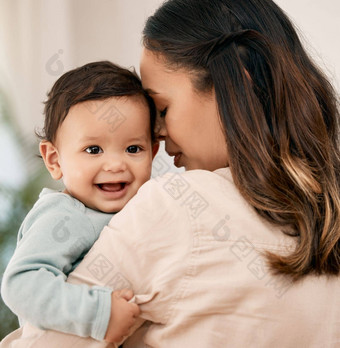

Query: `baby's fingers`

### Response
(130, 302, 141, 317)
(116, 288, 134, 301)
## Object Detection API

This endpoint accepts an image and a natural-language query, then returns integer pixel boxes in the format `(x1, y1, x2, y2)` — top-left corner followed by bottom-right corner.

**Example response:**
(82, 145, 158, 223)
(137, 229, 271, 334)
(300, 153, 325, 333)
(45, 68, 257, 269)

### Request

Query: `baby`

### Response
(1, 61, 158, 344)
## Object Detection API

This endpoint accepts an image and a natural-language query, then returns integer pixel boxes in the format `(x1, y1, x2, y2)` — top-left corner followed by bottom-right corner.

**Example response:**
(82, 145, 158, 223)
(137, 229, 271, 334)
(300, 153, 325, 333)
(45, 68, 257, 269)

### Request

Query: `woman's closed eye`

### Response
(126, 145, 142, 153)
(159, 107, 167, 118)
(85, 145, 103, 154)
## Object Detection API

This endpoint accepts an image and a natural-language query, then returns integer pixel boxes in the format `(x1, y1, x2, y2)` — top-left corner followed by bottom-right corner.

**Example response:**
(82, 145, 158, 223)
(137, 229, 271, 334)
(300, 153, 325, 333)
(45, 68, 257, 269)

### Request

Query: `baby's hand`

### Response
(104, 288, 140, 343)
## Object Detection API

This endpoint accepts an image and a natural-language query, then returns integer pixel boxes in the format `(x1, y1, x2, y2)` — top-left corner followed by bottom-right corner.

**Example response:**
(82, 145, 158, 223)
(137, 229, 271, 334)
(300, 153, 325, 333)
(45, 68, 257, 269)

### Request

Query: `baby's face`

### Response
(54, 96, 153, 213)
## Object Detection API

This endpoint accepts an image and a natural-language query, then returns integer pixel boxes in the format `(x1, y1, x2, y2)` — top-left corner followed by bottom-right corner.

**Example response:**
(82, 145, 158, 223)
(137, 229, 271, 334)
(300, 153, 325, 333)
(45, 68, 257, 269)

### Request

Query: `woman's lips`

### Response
(174, 153, 182, 167)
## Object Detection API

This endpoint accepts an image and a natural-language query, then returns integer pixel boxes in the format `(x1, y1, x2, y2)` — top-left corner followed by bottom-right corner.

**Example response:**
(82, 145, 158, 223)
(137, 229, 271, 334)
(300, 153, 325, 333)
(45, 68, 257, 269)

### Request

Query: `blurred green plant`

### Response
(0, 92, 59, 339)
(0, 173, 51, 338)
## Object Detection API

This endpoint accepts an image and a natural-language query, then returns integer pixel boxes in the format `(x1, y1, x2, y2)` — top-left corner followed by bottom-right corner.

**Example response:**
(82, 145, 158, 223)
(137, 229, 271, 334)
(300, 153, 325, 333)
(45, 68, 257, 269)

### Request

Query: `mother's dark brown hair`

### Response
(143, 0, 340, 280)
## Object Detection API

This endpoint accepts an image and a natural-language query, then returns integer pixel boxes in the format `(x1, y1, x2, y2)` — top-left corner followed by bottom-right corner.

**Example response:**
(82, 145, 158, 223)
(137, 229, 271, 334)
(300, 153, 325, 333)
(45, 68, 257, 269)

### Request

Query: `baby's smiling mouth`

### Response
(96, 183, 126, 192)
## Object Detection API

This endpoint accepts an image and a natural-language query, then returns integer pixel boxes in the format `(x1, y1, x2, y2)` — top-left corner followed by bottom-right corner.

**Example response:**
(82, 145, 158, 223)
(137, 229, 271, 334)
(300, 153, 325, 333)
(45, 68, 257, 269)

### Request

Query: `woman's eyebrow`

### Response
(145, 88, 159, 95)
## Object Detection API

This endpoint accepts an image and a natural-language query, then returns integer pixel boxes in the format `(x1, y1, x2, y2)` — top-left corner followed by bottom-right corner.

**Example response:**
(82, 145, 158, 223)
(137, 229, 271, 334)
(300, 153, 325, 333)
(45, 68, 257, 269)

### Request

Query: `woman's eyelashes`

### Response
(159, 107, 167, 118)
(85, 145, 103, 154)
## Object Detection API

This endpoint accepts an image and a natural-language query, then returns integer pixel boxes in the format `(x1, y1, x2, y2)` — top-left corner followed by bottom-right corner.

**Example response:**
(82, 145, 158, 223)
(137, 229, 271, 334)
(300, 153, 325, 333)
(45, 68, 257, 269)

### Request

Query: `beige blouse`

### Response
(1, 168, 339, 347)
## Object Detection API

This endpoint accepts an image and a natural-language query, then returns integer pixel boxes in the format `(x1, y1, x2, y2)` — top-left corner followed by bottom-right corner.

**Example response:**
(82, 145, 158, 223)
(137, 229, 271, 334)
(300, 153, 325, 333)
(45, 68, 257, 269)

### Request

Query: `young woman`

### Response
(2, 0, 339, 347)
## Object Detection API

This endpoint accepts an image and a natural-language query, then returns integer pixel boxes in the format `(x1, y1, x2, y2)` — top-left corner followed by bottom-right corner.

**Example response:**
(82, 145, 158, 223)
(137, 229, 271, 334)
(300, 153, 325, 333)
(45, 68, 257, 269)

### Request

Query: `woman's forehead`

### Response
(140, 49, 168, 80)
(140, 48, 193, 93)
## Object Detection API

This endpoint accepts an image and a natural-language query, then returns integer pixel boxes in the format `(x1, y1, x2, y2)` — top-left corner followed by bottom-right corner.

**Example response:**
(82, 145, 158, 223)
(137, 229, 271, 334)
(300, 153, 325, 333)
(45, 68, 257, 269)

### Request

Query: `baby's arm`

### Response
(104, 289, 140, 343)
(1, 195, 115, 341)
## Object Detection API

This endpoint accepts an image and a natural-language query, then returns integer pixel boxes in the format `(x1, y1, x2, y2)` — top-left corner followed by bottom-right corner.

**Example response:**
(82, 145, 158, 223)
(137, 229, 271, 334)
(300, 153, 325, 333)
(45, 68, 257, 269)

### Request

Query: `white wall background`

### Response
(0, 0, 339, 188)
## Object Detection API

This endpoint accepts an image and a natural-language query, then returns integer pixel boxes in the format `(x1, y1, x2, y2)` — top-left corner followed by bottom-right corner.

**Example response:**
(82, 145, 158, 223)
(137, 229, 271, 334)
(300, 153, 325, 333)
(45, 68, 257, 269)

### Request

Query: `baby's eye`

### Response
(126, 145, 141, 154)
(159, 107, 167, 118)
(85, 146, 103, 154)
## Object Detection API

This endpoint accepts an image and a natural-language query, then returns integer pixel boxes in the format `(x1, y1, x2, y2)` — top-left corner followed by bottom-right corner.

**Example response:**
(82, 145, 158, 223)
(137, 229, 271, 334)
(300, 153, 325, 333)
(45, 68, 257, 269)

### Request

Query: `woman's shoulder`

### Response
(111, 169, 229, 228)
(141, 167, 233, 197)
(145, 168, 242, 209)
(139, 168, 293, 249)
(128, 168, 239, 218)
(129, 167, 241, 223)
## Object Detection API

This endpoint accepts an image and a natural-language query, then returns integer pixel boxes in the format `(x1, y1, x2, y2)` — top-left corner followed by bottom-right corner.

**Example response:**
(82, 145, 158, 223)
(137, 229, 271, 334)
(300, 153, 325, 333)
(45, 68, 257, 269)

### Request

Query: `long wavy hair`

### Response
(143, 0, 340, 280)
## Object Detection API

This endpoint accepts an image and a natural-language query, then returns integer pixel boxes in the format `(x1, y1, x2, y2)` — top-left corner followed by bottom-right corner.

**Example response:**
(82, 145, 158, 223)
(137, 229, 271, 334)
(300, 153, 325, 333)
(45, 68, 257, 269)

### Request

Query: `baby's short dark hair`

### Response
(38, 61, 156, 142)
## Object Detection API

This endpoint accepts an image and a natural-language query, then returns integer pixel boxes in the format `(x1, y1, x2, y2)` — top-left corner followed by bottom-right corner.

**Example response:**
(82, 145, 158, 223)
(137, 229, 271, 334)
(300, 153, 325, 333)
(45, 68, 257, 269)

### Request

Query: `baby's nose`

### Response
(103, 155, 127, 172)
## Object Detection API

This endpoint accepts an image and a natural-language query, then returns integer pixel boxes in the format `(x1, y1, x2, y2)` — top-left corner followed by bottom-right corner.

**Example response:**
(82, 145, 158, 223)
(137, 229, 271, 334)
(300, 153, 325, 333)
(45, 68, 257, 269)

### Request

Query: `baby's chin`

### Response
(70, 189, 133, 213)
(87, 203, 121, 214)
(87, 196, 134, 214)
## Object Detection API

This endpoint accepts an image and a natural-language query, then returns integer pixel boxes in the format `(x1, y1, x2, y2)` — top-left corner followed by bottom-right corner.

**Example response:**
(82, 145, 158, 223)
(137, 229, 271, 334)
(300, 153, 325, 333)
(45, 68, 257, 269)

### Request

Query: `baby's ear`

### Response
(152, 142, 160, 159)
(39, 141, 62, 180)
